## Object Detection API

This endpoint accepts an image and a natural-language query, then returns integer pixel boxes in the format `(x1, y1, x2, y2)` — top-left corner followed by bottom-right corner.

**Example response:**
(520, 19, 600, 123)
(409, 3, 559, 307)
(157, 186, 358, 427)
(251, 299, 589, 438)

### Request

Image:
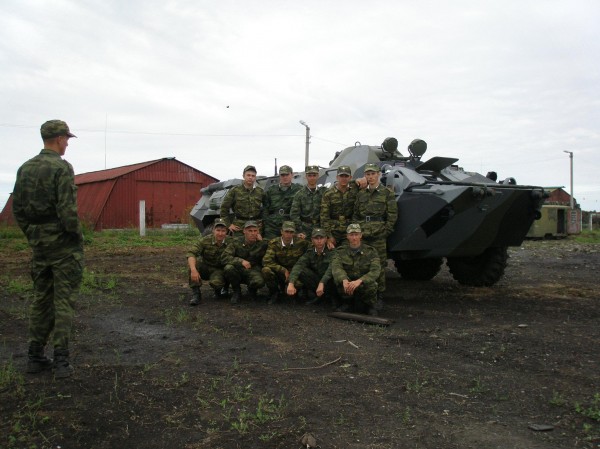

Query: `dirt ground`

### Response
(1, 236, 599, 449)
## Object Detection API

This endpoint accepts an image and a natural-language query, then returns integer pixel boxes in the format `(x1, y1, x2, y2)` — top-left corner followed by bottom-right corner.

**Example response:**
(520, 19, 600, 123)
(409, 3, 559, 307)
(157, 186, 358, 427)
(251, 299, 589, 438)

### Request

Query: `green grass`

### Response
(572, 229, 600, 243)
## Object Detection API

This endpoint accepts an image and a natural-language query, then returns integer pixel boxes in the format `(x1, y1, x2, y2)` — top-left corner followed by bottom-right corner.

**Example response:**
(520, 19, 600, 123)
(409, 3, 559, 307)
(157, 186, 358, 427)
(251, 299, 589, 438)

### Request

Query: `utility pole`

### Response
(563, 150, 574, 209)
(299, 120, 310, 167)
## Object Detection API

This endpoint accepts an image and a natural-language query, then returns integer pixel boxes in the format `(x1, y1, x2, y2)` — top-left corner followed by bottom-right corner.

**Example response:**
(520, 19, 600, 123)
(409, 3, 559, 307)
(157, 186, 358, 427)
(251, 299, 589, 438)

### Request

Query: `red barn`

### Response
(0, 158, 218, 231)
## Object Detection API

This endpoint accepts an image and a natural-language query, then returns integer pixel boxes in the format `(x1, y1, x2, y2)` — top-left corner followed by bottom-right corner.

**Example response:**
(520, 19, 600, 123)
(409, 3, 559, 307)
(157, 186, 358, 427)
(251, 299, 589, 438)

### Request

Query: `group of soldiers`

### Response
(187, 162, 397, 316)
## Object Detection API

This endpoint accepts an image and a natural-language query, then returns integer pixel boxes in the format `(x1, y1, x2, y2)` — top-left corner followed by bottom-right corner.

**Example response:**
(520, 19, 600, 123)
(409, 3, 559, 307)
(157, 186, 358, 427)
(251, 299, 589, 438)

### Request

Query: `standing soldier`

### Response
(12, 119, 83, 378)
(262, 221, 309, 304)
(187, 218, 232, 305)
(290, 165, 324, 240)
(262, 165, 302, 239)
(222, 221, 268, 304)
(331, 224, 381, 316)
(287, 228, 336, 306)
(353, 163, 398, 309)
(220, 165, 264, 235)
(320, 165, 359, 249)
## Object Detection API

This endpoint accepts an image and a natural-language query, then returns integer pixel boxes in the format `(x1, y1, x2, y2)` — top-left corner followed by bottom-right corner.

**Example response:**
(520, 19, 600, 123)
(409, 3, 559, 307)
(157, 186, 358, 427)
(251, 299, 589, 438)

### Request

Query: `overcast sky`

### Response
(1, 0, 599, 212)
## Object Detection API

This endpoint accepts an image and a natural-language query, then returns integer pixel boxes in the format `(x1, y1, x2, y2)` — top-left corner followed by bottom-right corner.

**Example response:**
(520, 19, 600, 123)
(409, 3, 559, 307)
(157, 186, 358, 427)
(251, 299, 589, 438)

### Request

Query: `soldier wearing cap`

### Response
(261, 221, 309, 304)
(187, 218, 233, 305)
(220, 165, 265, 235)
(12, 120, 82, 378)
(261, 165, 302, 239)
(353, 163, 398, 309)
(287, 227, 337, 306)
(320, 165, 359, 249)
(290, 165, 324, 240)
(222, 221, 268, 303)
(331, 223, 381, 316)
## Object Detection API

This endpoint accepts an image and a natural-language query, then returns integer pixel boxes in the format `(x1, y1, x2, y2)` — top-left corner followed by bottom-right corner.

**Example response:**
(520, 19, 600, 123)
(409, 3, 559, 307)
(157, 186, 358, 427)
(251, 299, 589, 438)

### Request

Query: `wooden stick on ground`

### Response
(283, 356, 342, 371)
(328, 311, 394, 326)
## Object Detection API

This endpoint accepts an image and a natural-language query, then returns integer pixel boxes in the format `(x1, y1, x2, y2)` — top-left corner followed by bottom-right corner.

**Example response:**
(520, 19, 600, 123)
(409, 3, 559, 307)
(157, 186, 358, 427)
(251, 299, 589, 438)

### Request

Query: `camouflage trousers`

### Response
(189, 262, 226, 290)
(296, 269, 336, 298)
(363, 237, 387, 293)
(335, 278, 378, 307)
(29, 246, 83, 350)
(263, 216, 289, 240)
(261, 267, 303, 293)
(224, 264, 265, 290)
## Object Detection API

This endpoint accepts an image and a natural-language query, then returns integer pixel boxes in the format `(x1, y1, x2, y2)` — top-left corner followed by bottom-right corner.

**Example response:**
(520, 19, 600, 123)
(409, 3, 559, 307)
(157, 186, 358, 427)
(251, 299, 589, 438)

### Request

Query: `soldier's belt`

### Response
(277, 209, 288, 216)
(301, 217, 319, 224)
(28, 217, 60, 225)
(235, 215, 260, 220)
(363, 216, 385, 222)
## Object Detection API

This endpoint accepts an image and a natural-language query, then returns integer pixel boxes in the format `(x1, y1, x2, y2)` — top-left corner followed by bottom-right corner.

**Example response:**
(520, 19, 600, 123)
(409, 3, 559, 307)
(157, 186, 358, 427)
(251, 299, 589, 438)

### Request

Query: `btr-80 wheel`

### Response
(446, 247, 508, 287)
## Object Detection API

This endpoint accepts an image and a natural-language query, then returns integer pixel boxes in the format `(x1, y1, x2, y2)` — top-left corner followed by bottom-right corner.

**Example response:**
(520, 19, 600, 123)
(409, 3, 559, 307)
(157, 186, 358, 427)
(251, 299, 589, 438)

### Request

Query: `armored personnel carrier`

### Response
(190, 137, 546, 286)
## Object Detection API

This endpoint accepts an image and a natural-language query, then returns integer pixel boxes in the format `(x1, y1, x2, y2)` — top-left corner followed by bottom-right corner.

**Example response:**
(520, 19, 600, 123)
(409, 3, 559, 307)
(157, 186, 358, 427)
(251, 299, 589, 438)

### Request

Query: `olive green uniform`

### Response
(222, 237, 268, 291)
(290, 185, 324, 237)
(262, 183, 302, 239)
(331, 244, 381, 307)
(261, 237, 309, 293)
(12, 149, 84, 352)
(320, 182, 358, 245)
(353, 184, 398, 293)
(220, 184, 264, 234)
(187, 235, 232, 290)
(289, 247, 335, 297)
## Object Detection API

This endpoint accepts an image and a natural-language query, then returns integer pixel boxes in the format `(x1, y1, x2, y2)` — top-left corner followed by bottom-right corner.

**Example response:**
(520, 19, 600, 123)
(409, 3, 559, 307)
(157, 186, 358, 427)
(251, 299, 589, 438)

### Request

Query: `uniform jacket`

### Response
(289, 246, 333, 285)
(331, 244, 381, 283)
(220, 183, 264, 226)
(353, 184, 398, 238)
(187, 235, 232, 268)
(320, 182, 358, 237)
(222, 237, 268, 268)
(262, 237, 309, 274)
(262, 183, 302, 223)
(290, 185, 324, 235)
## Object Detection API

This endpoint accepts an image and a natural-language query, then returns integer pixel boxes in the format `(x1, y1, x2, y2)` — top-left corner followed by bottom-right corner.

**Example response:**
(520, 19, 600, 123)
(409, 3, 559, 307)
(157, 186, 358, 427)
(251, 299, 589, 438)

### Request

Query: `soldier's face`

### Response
(305, 173, 318, 187)
(213, 226, 228, 242)
(347, 232, 362, 248)
(243, 171, 256, 187)
(58, 135, 70, 156)
(243, 226, 259, 242)
(279, 172, 292, 186)
(281, 229, 294, 244)
(337, 174, 350, 187)
(312, 235, 326, 251)
(365, 171, 380, 186)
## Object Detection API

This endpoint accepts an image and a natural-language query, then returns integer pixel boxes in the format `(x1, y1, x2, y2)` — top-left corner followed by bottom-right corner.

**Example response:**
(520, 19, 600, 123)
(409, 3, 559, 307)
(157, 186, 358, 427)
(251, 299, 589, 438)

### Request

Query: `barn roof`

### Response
(76, 158, 169, 184)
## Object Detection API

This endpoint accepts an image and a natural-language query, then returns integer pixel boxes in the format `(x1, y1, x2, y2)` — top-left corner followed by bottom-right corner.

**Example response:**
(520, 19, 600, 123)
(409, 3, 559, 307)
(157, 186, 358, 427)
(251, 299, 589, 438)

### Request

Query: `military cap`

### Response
(279, 165, 293, 174)
(244, 220, 259, 229)
(346, 223, 362, 234)
(213, 218, 227, 228)
(305, 165, 319, 174)
(40, 120, 77, 139)
(311, 228, 326, 238)
(243, 165, 257, 174)
(337, 166, 351, 175)
(281, 221, 296, 232)
(364, 163, 381, 173)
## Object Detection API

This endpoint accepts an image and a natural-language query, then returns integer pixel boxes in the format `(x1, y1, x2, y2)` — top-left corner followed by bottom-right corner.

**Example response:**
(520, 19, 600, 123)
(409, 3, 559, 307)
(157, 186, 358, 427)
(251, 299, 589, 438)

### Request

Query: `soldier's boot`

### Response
(220, 282, 231, 298)
(189, 286, 202, 306)
(230, 287, 241, 304)
(267, 289, 280, 305)
(367, 305, 379, 317)
(26, 342, 53, 374)
(53, 349, 74, 379)
(248, 287, 258, 301)
(305, 290, 320, 306)
(375, 292, 385, 311)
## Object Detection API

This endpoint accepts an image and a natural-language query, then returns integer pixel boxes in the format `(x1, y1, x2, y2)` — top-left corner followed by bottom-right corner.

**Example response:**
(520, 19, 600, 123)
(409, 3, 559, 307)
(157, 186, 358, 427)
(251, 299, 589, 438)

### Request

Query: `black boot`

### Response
(375, 292, 385, 311)
(53, 348, 74, 379)
(26, 342, 53, 374)
(248, 287, 258, 301)
(267, 289, 280, 305)
(305, 290, 321, 306)
(189, 286, 202, 306)
(230, 288, 241, 304)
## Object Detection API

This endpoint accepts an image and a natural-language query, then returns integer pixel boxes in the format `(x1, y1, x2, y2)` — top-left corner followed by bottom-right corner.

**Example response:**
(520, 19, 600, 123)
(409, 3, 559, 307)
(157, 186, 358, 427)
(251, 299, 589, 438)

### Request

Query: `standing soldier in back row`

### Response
(262, 165, 302, 239)
(353, 163, 398, 310)
(12, 119, 83, 379)
(220, 165, 264, 235)
(320, 165, 359, 250)
(290, 165, 324, 240)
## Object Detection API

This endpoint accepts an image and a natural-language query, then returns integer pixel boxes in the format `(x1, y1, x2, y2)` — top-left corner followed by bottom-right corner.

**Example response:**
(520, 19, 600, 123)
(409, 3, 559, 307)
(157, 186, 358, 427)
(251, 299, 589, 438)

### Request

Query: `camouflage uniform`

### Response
(320, 182, 358, 245)
(262, 183, 302, 239)
(261, 237, 309, 293)
(220, 184, 264, 234)
(13, 142, 83, 356)
(222, 236, 268, 291)
(187, 234, 232, 290)
(331, 243, 381, 307)
(289, 247, 335, 298)
(290, 185, 324, 237)
(353, 183, 398, 294)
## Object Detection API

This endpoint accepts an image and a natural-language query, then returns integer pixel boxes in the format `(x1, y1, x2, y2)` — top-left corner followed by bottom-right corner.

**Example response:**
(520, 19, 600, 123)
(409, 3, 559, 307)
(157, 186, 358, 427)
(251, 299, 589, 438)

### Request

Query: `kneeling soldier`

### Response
(223, 221, 268, 304)
(287, 228, 336, 306)
(187, 218, 232, 305)
(331, 223, 381, 316)
(262, 221, 309, 304)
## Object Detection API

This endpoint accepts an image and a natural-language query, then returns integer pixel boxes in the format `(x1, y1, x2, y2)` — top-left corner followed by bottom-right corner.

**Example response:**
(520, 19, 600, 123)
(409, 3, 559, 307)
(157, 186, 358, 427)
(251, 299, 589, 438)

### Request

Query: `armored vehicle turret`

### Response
(190, 137, 545, 286)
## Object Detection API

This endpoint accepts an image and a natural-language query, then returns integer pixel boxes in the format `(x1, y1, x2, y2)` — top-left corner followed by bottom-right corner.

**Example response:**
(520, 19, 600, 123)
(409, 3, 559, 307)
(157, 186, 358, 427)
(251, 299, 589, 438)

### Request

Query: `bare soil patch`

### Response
(1, 238, 599, 448)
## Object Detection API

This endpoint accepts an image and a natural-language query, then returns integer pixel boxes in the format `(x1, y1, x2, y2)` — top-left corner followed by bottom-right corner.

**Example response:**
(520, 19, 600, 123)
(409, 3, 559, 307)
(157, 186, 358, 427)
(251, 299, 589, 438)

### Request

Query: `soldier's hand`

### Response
(256, 233, 263, 241)
(284, 269, 290, 281)
(286, 283, 297, 296)
(327, 237, 336, 250)
(297, 232, 306, 240)
(355, 177, 367, 189)
(242, 260, 251, 269)
(190, 269, 201, 284)
(316, 283, 325, 297)
(229, 224, 240, 233)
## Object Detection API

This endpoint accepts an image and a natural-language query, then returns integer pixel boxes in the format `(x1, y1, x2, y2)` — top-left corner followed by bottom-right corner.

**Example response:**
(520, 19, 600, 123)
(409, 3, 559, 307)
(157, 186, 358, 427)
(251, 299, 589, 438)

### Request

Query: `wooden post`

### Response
(139, 200, 146, 237)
